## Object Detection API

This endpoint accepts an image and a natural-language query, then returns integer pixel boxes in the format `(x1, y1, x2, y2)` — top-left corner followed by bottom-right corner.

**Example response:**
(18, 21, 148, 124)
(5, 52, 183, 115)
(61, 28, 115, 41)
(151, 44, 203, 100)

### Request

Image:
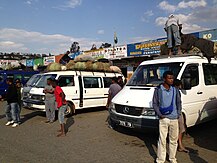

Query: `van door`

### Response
(201, 63, 217, 120)
(82, 76, 104, 107)
(57, 75, 79, 107)
(102, 77, 113, 104)
(181, 63, 206, 126)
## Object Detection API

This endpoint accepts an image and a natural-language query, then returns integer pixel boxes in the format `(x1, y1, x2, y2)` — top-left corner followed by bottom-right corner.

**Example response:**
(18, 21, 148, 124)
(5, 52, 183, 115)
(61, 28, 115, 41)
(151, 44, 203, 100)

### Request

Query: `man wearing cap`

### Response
(165, 14, 182, 56)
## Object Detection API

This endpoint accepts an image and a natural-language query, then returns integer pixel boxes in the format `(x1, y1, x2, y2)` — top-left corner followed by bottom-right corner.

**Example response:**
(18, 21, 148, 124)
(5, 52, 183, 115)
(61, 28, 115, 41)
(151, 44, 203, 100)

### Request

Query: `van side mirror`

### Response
(181, 73, 192, 90)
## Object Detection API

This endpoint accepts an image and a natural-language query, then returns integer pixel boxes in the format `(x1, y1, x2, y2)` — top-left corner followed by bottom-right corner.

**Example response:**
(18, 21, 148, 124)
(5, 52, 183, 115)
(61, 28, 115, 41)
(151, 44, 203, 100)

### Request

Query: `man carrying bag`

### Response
(153, 71, 181, 163)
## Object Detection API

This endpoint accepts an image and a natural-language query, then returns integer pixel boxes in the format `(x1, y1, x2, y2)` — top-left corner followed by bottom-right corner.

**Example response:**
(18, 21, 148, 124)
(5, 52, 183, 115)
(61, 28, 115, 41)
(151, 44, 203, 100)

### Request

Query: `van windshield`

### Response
(127, 62, 184, 87)
(35, 74, 57, 88)
(26, 74, 41, 87)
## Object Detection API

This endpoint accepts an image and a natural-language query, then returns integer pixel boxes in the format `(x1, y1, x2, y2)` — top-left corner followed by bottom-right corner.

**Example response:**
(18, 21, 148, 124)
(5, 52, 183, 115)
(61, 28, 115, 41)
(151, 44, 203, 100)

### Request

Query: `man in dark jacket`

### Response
(5, 78, 20, 127)
(153, 71, 181, 163)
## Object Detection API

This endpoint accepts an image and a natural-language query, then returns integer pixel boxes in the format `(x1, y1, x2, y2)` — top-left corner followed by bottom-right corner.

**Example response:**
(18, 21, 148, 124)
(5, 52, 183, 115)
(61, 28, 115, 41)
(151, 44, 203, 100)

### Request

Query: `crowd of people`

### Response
(2, 12, 189, 158)
(2, 75, 125, 136)
(2, 77, 67, 137)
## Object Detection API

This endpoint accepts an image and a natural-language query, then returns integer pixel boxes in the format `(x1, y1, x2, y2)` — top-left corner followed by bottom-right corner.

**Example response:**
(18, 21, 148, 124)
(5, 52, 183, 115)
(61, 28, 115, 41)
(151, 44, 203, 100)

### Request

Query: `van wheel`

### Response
(65, 102, 75, 117)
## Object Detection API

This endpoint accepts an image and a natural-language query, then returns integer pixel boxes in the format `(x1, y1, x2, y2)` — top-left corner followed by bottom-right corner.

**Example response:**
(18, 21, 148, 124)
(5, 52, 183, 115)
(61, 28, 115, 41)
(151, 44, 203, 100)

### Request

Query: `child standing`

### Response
(51, 80, 67, 137)
(173, 79, 189, 153)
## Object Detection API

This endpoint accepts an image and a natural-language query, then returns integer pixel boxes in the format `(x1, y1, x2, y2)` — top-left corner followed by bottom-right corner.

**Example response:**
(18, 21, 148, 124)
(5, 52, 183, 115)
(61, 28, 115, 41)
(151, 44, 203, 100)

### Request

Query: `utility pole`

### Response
(112, 32, 118, 58)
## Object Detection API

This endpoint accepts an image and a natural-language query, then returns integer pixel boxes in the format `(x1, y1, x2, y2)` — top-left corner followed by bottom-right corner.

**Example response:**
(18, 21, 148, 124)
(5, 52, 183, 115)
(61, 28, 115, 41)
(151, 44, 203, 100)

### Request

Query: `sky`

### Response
(0, 0, 217, 55)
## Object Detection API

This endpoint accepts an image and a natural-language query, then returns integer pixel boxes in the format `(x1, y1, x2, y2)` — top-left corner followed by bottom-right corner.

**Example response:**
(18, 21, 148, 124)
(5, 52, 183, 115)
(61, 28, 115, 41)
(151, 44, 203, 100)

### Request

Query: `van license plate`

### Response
(119, 120, 133, 128)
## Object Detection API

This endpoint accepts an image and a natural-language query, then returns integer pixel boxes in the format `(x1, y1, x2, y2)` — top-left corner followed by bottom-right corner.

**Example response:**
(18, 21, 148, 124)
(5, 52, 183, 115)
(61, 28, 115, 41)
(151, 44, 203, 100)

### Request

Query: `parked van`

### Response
(23, 70, 123, 115)
(22, 73, 43, 104)
(0, 70, 39, 98)
(109, 54, 217, 129)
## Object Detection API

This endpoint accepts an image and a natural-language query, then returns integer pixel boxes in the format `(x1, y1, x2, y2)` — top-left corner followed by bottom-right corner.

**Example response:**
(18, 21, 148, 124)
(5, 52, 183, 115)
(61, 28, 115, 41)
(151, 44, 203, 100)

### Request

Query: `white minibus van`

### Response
(109, 54, 217, 129)
(23, 70, 123, 115)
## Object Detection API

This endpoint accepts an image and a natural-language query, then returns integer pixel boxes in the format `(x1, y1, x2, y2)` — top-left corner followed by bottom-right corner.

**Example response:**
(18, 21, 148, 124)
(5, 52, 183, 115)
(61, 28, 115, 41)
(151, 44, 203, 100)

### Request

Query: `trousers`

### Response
(45, 98, 56, 121)
(156, 118, 179, 163)
(166, 24, 181, 48)
(5, 102, 19, 123)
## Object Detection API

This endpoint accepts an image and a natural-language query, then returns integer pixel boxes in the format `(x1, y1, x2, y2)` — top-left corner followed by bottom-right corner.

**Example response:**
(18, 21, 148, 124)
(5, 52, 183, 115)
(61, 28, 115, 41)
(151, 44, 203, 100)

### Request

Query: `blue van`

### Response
(0, 70, 39, 98)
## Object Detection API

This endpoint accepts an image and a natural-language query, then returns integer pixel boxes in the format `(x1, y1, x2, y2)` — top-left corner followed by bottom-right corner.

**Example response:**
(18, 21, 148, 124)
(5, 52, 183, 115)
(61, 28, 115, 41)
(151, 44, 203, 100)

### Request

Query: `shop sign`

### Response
(199, 29, 217, 42)
(44, 56, 55, 66)
(127, 38, 167, 57)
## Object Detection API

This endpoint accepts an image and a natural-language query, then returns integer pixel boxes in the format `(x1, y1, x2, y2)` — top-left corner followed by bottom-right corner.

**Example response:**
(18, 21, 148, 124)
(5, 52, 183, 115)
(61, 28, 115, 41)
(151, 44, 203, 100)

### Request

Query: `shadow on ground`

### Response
(187, 119, 217, 152)
(21, 110, 45, 123)
(65, 116, 75, 134)
(75, 106, 107, 115)
(113, 126, 158, 160)
(111, 118, 217, 162)
(0, 114, 5, 119)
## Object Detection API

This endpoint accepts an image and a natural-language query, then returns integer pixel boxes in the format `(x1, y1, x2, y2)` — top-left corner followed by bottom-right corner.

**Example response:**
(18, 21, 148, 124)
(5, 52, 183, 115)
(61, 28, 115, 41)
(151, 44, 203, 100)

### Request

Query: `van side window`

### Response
(7, 74, 14, 80)
(83, 77, 102, 88)
(14, 74, 22, 80)
(58, 76, 74, 87)
(7, 74, 22, 82)
(182, 64, 199, 87)
(0, 74, 4, 83)
(203, 63, 217, 85)
(103, 77, 112, 88)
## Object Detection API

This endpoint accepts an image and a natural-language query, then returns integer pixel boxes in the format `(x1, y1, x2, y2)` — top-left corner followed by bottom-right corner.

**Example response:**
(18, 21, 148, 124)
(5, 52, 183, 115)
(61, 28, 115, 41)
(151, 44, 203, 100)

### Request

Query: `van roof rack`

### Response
(153, 53, 204, 60)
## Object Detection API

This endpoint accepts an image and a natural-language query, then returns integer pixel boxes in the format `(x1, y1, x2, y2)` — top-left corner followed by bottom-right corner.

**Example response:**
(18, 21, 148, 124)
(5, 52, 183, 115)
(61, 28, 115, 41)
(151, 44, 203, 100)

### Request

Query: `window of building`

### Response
(0, 74, 4, 83)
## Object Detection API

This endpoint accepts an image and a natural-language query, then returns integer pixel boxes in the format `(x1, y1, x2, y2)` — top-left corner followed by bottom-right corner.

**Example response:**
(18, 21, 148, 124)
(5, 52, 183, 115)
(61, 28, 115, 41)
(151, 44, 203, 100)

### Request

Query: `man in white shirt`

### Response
(165, 14, 182, 56)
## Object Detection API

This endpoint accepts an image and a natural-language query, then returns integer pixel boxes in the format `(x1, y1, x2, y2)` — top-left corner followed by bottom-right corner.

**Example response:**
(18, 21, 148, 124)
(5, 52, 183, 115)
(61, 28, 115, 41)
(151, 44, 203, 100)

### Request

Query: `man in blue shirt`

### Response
(153, 71, 181, 163)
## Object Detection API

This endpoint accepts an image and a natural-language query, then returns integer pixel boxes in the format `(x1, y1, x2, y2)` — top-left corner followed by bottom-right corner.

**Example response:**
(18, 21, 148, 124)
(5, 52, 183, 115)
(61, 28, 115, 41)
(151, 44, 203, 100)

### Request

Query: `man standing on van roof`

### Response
(43, 78, 56, 123)
(165, 14, 182, 56)
(152, 71, 181, 163)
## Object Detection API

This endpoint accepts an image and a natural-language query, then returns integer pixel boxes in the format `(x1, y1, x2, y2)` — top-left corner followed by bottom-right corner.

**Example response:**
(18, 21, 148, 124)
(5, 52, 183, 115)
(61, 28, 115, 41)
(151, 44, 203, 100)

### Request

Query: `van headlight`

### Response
(27, 93, 31, 98)
(41, 96, 45, 101)
(141, 108, 156, 116)
(109, 102, 115, 112)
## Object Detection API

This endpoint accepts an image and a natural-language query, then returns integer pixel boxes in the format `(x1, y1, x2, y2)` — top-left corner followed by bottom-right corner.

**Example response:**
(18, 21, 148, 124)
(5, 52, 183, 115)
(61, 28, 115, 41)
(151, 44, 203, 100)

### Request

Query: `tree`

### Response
(100, 43, 111, 49)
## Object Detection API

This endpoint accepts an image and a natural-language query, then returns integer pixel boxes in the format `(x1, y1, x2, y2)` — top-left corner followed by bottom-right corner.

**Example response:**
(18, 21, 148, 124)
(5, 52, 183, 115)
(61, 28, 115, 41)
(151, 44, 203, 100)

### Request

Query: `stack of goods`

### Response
(46, 56, 121, 73)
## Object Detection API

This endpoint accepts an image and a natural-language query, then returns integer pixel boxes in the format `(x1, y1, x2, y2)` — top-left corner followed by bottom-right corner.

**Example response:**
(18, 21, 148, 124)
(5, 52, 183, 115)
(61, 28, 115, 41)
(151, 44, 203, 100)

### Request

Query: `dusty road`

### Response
(0, 101, 216, 163)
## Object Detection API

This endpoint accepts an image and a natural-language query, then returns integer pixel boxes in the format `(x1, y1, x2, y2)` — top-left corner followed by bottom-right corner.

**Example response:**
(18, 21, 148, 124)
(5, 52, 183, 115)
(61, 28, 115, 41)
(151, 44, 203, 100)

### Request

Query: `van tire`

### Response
(65, 102, 75, 117)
